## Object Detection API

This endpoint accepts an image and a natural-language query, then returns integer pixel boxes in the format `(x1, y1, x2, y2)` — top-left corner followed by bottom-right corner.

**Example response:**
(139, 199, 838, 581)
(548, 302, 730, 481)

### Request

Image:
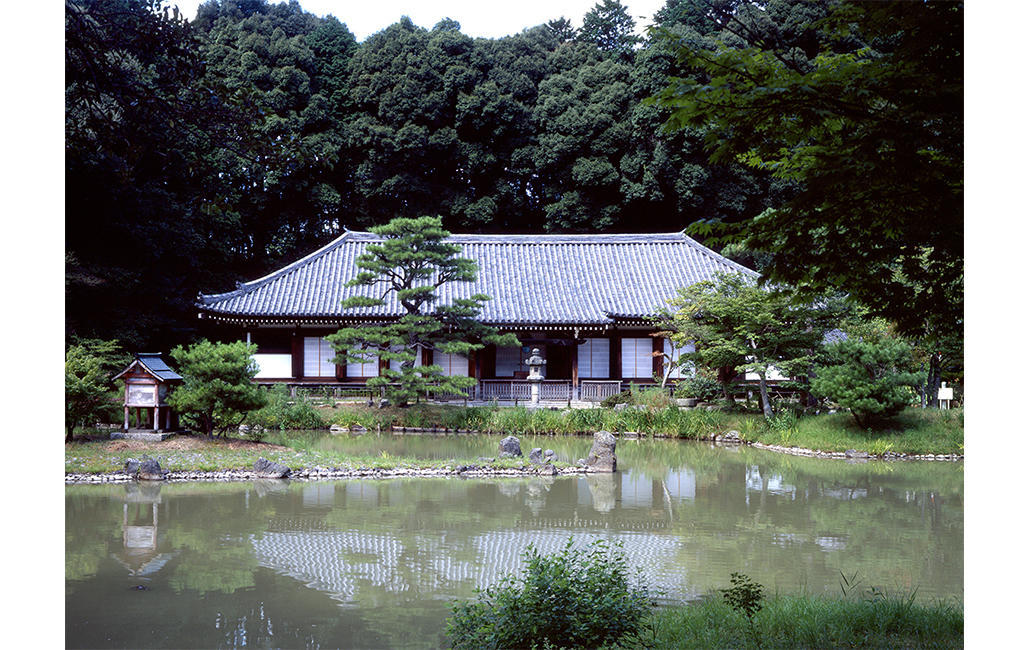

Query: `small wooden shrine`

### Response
(113, 353, 183, 437)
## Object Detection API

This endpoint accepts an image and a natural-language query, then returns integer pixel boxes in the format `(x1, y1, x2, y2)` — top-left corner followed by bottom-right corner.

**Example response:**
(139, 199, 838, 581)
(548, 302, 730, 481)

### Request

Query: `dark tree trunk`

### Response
(758, 373, 773, 418)
(718, 366, 738, 404)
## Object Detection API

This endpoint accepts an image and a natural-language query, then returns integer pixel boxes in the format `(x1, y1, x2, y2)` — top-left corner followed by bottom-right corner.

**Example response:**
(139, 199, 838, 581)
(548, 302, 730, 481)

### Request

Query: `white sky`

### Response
(187, 0, 668, 41)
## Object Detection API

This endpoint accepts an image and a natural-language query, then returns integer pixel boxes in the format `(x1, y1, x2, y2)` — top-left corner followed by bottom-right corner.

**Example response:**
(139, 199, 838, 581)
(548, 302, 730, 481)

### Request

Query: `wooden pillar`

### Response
(652, 336, 664, 380)
(291, 330, 303, 379)
(570, 338, 579, 400)
(610, 334, 622, 381)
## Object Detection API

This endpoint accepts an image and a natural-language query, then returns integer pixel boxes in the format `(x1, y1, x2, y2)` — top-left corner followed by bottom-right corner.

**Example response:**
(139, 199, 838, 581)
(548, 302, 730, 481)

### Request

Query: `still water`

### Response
(66, 435, 963, 649)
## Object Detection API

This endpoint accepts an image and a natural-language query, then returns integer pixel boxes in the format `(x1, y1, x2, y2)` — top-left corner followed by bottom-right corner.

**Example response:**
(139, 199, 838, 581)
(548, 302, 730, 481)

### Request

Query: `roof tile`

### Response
(198, 230, 757, 325)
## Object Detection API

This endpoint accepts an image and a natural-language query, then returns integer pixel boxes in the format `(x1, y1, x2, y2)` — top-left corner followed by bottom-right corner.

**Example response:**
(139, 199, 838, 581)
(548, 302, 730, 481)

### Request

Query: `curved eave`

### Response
(197, 311, 620, 331)
(197, 229, 757, 328)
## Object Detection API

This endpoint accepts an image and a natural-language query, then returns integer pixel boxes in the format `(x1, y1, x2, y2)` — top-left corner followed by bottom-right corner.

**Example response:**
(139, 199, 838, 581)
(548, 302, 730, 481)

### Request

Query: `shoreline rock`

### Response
(749, 441, 963, 462)
(65, 463, 589, 484)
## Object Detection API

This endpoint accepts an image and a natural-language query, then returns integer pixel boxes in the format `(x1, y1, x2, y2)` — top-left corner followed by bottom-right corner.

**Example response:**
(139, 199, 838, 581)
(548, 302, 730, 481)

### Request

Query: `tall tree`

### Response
(325, 217, 519, 406)
(657, 272, 844, 417)
(651, 0, 963, 340)
(66, 0, 268, 349)
(547, 17, 577, 43)
(194, 0, 350, 277)
(531, 49, 634, 231)
(344, 18, 480, 227)
(620, 17, 796, 233)
(653, 0, 738, 36)
(578, 0, 640, 62)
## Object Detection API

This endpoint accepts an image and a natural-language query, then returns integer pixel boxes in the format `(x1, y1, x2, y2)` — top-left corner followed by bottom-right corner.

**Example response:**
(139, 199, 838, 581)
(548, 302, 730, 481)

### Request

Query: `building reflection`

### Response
(111, 482, 176, 580)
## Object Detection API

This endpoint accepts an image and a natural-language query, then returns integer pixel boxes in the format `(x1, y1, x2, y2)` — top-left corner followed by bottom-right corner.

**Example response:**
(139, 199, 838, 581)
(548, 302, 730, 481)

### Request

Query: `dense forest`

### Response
(65, 0, 962, 357)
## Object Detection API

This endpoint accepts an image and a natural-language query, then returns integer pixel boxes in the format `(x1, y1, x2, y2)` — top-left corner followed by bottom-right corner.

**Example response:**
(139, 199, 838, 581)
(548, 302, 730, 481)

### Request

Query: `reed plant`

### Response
(485, 406, 535, 434)
(561, 407, 605, 433)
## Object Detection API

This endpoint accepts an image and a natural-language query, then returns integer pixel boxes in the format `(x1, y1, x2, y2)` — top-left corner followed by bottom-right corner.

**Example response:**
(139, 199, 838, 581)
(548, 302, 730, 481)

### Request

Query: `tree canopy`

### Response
(656, 272, 846, 417)
(65, 0, 963, 404)
(650, 0, 963, 341)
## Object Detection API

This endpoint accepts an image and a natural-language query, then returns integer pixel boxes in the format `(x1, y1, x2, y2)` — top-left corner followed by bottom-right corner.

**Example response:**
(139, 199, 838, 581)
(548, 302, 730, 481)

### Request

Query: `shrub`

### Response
(810, 338, 925, 429)
(167, 340, 268, 436)
(446, 538, 657, 650)
(722, 573, 766, 649)
(763, 406, 798, 434)
(600, 390, 634, 408)
(66, 340, 125, 442)
(249, 385, 326, 431)
(634, 387, 675, 410)
(679, 375, 721, 402)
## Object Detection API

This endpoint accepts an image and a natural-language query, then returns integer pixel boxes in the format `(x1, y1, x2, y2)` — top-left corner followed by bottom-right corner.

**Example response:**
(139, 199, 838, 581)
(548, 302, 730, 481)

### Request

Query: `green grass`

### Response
(67, 400, 963, 475)
(641, 590, 963, 650)
(754, 408, 964, 456)
(63, 429, 550, 475)
(312, 401, 962, 457)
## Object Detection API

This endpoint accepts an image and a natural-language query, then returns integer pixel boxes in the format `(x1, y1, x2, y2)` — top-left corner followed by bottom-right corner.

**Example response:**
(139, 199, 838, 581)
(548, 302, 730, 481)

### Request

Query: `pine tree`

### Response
(326, 217, 519, 406)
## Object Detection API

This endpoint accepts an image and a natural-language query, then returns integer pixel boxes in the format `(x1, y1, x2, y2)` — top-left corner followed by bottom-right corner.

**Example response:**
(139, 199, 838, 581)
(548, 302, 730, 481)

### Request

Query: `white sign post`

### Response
(937, 382, 954, 409)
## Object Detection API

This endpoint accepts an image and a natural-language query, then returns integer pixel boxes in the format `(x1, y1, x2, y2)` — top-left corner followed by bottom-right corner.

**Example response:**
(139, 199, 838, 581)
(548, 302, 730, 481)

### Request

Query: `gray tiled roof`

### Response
(198, 230, 757, 326)
(114, 353, 183, 382)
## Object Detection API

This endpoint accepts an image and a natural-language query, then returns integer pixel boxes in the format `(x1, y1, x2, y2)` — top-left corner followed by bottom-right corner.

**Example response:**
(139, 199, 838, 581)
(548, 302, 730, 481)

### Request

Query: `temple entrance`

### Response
(545, 344, 571, 380)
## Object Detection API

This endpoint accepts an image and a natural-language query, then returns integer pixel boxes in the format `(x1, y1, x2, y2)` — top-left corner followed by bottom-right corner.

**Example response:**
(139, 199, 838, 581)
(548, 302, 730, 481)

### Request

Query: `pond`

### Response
(65, 435, 963, 650)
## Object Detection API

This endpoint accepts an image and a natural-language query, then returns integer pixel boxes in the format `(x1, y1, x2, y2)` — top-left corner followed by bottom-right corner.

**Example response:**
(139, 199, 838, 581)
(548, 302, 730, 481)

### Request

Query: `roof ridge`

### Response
(197, 230, 758, 320)
(199, 230, 359, 303)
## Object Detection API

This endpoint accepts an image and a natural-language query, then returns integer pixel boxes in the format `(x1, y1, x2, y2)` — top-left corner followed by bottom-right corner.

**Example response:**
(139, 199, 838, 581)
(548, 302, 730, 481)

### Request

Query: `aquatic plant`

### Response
(446, 537, 657, 650)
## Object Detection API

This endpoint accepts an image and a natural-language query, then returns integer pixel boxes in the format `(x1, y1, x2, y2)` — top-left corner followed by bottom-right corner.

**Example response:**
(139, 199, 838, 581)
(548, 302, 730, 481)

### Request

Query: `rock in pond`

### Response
(126, 456, 165, 481)
(583, 431, 617, 473)
(254, 457, 292, 479)
(499, 436, 522, 458)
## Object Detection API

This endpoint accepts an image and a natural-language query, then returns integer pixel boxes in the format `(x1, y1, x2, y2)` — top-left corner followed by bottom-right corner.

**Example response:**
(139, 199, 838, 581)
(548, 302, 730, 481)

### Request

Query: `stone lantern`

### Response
(525, 347, 546, 404)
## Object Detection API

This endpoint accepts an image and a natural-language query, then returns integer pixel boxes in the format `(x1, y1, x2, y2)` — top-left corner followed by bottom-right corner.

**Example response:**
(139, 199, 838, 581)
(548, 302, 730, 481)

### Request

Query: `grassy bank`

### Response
(256, 387, 964, 457)
(65, 392, 963, 474)
(63, 433, 545, 475)
(639, 589, 963, 650)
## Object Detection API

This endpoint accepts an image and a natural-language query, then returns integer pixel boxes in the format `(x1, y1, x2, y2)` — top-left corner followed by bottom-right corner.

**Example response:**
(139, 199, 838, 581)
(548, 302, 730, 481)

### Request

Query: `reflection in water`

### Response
(113, 482, 175, 579)
(66, 439, 963, 650)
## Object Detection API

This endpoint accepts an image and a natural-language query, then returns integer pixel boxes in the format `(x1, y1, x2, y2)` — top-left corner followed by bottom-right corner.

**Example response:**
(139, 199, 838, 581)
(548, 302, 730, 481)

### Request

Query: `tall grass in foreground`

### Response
(443, 541, 963, 650)
(644, 590, 963, 650)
